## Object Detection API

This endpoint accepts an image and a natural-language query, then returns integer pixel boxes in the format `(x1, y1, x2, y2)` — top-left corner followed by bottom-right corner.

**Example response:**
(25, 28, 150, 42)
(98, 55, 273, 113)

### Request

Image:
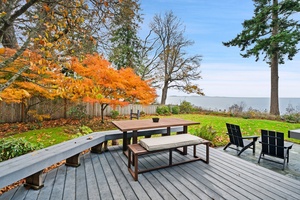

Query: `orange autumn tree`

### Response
(70, 54, 156, 123)
(0, 48, 64, 122)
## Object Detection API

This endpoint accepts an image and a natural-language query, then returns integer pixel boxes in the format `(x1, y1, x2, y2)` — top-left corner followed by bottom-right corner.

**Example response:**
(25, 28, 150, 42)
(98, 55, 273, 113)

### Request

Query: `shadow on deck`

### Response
(1, 145, 300, 200)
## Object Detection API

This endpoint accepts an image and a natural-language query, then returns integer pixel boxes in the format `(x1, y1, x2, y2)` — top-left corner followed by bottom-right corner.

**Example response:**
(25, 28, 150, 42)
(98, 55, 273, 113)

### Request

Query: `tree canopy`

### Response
(0, 0, 121, 92)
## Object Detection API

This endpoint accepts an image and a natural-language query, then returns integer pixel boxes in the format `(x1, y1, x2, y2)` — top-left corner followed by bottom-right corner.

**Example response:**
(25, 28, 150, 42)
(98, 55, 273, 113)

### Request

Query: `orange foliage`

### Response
(69, 54, 156, 107)
(0, 48, 64, 103)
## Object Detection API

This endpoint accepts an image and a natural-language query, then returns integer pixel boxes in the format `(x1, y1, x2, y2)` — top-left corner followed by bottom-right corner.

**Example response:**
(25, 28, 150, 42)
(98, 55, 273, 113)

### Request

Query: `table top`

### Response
(112, 118, 199, 132)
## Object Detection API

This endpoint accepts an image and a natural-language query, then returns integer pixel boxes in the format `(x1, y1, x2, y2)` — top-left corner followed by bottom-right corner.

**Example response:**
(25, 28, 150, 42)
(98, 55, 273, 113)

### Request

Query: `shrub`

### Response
(171, 105, 180, 114)
(156, 105, 170, 115)
(79, 125, 93, 134)
(192, 125, 217, 146)
(228, 102, 246, 115)
(110, 110, 119, 119)
(179, 101, 194, 114)
(68, 104, 88, 125)
(0, 137, 43, 162)
(282, 113, 300, 123)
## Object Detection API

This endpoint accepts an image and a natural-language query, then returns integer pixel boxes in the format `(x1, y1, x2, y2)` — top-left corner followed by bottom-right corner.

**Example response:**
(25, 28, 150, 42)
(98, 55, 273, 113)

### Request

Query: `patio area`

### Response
(1, 144, 300, 200)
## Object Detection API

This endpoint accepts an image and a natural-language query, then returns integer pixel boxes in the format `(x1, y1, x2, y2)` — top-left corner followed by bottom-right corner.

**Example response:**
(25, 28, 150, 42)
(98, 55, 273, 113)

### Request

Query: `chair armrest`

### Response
(284, 142, 293, 149)
(242, 136, 259, 141)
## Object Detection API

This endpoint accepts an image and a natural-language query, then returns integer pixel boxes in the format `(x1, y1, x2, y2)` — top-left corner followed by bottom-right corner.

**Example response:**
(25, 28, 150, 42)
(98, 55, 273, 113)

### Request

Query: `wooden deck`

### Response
(1, 145, 300, 200)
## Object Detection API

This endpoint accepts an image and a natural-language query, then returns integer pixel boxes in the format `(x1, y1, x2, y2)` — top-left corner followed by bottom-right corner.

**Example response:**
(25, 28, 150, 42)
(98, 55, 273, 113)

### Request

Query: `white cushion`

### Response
(139, 134, 204, 151)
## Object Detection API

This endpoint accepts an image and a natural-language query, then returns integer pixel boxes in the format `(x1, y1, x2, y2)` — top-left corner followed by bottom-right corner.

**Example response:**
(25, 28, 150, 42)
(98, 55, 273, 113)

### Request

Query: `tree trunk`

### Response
(160, 83, 168, 105)
(270, 0, 280, 116)
(270, 56, 279, 115)
(101, 104, 105, 123)
(2, 26, 19, 49)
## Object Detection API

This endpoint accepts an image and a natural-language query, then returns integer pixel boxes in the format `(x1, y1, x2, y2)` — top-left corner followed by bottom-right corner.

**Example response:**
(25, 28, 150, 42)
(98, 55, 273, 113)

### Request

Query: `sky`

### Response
(139, 0, 300, 98)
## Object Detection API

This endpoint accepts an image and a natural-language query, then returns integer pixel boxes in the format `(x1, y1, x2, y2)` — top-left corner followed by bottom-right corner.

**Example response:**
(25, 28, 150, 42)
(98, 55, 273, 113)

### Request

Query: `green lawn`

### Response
(5, 114, 300, 147)
(11, 127, 74, 147)
(175, 114, 300, 145)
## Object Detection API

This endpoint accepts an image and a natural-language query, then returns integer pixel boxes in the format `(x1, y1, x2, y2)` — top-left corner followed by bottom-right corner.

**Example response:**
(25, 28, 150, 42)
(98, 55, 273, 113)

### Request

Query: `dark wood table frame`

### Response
(112, 118, 200, 155)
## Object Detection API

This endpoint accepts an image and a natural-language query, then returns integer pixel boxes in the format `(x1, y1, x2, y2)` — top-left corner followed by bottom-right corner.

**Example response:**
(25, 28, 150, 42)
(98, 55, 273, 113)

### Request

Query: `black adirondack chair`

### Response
(258, 130, 293, 170)
(223, 123, 259, 156)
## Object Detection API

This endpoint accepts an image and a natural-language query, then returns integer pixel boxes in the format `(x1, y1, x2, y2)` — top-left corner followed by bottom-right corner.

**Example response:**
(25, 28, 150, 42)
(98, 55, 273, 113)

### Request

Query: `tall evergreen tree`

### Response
(223, 0, 300, 115)
(108, 0, 142, 72)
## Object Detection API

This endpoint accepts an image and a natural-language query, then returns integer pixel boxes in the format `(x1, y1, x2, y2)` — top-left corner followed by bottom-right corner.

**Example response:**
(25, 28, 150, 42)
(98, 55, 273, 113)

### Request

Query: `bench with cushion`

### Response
(127, 133, 210, 181)
(0, 126, 183, 190)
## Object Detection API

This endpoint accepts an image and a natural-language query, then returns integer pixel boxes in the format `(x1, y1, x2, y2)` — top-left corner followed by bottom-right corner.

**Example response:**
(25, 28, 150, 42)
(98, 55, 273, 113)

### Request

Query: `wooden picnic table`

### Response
(112, 118, 200, 154)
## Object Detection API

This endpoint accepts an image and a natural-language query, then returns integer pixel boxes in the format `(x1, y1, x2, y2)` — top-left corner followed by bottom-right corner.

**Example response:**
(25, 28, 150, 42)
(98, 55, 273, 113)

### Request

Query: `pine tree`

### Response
(108, 0, 142, 72)
(223, 0, 300, 115)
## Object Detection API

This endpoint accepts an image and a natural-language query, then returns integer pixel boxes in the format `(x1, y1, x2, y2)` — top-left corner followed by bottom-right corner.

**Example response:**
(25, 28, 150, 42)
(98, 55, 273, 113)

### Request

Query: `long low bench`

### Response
(127, 134, 210, 181)
(0, 126, 183, 190)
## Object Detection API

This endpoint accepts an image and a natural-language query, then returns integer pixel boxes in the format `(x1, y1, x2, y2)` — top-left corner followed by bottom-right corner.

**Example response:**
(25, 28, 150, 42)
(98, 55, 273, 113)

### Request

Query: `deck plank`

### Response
(98, 151, 125, 199)
(113, 146, 164, 200)
(91, 153, 113, 200)
(1, 145, 300, 200)
(104, 150, 138, 200)
(35, 168, 57, 200)
(49, 163, 66, 200)
(109, 147, 152, 200)
(198, 148, 300, 199)
(84, 153, 102, 200)
(63, 165, 76, 200)
(75, 156, 88, 200)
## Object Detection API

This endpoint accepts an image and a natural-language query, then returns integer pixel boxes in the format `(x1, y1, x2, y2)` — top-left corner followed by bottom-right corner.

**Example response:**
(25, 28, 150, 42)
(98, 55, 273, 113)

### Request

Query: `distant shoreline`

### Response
(160, 96, 300, 114)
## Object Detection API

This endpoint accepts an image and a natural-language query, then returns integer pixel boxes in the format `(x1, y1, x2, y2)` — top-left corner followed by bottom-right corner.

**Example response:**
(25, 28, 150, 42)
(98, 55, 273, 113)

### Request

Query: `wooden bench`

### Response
(0, 126, 183, 190)
(127, 134, 210, 181)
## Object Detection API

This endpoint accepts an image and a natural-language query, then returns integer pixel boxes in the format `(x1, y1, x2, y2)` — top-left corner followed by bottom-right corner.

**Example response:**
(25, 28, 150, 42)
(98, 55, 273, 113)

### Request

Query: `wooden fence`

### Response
(0, 98, 159, 123)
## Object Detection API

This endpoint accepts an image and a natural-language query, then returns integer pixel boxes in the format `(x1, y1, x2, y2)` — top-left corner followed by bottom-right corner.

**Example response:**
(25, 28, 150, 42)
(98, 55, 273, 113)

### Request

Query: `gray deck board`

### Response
(36, 168, 57, 200)
(99, 151, 125, 200)
(50, 163, 66, 200)
(1, 145, 300, 200)
(200, 148, 300, 199)
(63, 164, 76, 200)
(84, 153, 101, 200)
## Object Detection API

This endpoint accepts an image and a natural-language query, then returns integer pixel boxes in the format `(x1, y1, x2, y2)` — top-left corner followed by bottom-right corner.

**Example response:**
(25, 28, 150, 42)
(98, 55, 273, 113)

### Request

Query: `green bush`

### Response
(192, 125, 217, 146)
(171, 105, 180, 114)
(68, 104, 87, 119)
(110, 110, 119, 119)
(282, 113, 300, 123)
(179, 101, 194, 114)
(0, 137, 43, 162)
(156, 105, 170, 115)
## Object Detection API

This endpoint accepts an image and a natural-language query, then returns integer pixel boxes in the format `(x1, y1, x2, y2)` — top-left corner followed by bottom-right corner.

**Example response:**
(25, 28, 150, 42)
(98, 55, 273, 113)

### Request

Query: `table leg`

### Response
(133, 130, 138, 144)
(123, 131, 128, 152)
(167, 127, 171, 136)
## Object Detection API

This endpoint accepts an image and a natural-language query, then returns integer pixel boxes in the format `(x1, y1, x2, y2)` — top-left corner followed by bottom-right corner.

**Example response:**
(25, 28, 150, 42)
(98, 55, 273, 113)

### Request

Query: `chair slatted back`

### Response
(261, 130, 284, 159)
(226, 123, 244, 147)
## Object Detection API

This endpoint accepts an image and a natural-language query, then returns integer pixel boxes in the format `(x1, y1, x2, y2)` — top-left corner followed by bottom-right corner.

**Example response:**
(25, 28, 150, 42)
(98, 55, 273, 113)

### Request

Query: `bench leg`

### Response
(134, 152, 138, 181)
(25, 170, 44, 190)
(206, 143, 209, 164)
(169, 149, 173, 166)
(66, 153, 81, 167)
(128, 148, 138, 181)
(103, 141, 108, 151)
(91, 143, 103, 154)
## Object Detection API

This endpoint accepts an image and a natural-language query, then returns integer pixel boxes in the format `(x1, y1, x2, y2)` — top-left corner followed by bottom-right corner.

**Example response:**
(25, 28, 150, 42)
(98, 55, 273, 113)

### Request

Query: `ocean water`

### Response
(165, 96, 300, 114)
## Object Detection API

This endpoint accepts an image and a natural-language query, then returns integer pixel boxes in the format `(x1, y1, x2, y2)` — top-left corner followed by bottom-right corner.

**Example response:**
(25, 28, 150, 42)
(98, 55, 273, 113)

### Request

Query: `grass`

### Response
(3, 114, 300, 147)
(11, 127, 74, 147)
(175, 114, 300, 145)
